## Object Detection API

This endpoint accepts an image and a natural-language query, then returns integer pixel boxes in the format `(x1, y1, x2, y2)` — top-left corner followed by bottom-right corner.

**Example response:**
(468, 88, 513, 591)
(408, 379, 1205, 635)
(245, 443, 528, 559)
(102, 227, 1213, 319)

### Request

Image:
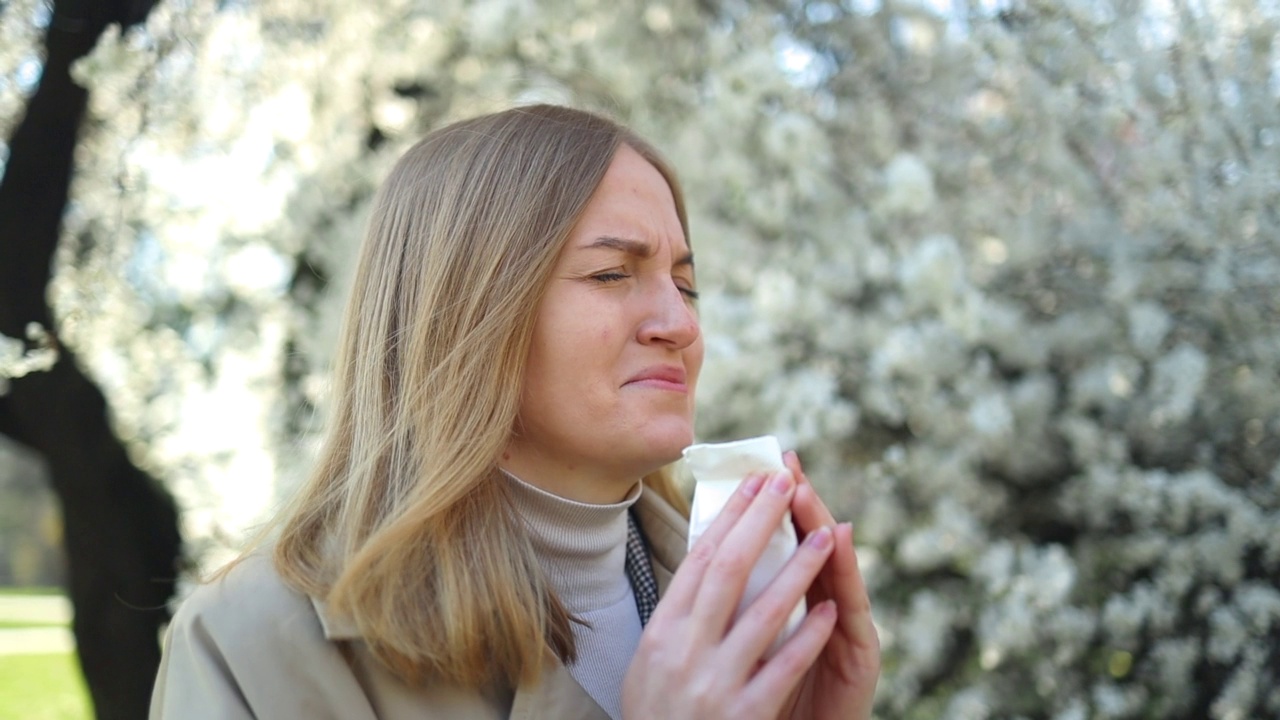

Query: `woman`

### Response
(150, 104, 879, 719)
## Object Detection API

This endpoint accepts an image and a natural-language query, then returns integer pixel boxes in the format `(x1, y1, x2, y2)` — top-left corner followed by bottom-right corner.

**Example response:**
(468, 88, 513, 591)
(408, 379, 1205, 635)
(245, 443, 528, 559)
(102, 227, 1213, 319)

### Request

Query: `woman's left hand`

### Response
(778, 451, 880, 720)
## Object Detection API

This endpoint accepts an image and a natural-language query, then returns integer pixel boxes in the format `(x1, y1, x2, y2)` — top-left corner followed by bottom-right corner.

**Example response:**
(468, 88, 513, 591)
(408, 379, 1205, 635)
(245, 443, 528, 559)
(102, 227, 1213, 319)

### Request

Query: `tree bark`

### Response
(0, 1, 179, 718)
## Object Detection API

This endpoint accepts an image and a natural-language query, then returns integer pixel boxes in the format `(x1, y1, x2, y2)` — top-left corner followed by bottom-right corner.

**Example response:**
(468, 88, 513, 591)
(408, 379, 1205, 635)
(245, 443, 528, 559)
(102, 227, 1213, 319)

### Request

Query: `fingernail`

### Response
(806, 526, 833, 550)
(819, 599, 837, 618)
(769, 471, 794, 495)
(741, 473, 766, 498)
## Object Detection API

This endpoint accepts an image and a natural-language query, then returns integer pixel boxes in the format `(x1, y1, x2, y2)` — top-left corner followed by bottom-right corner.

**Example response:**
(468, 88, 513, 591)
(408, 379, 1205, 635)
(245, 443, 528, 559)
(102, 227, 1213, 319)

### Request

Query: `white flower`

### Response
(898, 234, 968, 313)
(968, 391, 1014, 442)
(1149, 343, 1209, 425)
(1127, 301, 1173, 358)
(882, 153, 936, 215)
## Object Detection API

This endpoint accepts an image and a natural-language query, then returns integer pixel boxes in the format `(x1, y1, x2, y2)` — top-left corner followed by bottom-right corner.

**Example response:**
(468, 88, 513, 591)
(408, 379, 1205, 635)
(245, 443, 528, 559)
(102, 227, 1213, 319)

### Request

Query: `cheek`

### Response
(536, 310, 616, 382)
(582, 311, 621, 350)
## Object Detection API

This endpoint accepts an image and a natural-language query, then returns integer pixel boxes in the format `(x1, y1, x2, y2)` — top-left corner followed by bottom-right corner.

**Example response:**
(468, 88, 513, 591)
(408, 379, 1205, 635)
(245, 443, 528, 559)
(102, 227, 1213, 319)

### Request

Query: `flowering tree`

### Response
(5, 0, 1277, 716)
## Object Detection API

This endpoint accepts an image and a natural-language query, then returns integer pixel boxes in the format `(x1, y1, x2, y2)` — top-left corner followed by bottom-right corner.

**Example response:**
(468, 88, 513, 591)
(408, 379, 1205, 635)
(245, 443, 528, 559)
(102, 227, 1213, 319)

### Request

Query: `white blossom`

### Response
(1149, 343, 1210, 426)
(898, 234, 968, 314)
(882, 152, 936, 216)
(1127, 301, 1172, 358)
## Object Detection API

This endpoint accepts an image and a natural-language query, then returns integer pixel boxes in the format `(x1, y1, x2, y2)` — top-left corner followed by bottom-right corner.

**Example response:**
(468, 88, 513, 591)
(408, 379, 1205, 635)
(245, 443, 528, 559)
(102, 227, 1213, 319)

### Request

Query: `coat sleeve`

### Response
(149, 555, 377, 720)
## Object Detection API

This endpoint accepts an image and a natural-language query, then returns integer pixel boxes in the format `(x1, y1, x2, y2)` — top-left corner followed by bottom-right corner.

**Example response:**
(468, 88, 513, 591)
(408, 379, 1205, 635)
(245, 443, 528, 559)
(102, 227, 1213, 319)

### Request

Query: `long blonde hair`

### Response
(271, 105, 690, 689)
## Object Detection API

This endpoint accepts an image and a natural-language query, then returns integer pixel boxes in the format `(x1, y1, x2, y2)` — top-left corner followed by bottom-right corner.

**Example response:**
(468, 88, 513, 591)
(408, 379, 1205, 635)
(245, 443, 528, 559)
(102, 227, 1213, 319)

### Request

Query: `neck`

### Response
(499, 447, 642, 505)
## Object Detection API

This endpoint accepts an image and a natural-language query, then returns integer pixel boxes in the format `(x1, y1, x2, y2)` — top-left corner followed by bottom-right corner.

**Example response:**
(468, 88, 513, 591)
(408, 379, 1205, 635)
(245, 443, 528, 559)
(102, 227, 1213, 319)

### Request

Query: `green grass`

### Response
(0, 589, 88, 719)
(0, 587, 63, 597)
(0, 620, 59, 629)
(0, 653, 91, 720)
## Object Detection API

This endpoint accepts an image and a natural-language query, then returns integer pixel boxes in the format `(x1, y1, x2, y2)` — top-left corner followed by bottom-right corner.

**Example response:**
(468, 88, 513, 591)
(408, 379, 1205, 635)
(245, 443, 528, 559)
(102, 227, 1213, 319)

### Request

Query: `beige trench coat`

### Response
(150, 490, 689, 720)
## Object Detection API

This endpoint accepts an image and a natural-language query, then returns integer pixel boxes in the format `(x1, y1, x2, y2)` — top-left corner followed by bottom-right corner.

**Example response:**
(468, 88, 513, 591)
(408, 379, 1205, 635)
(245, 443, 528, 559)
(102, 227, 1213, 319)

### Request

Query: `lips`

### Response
(624, 365, 688, 392)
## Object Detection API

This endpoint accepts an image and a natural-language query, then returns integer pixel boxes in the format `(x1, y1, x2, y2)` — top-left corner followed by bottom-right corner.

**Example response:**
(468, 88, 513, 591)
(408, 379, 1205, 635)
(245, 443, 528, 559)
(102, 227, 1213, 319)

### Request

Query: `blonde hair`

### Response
(270, 105, 691, 689)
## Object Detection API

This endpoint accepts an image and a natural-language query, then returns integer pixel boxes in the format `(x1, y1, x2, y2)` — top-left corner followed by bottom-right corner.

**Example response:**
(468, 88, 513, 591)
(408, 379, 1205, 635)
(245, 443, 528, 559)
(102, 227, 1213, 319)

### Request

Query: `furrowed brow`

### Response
(584, 236, 655, 259)
(585, 236, 694, 268)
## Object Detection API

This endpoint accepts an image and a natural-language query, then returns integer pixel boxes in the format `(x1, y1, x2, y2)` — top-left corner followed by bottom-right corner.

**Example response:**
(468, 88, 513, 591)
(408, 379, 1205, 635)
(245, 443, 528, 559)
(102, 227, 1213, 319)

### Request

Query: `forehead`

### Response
(569, 145, 688, 253)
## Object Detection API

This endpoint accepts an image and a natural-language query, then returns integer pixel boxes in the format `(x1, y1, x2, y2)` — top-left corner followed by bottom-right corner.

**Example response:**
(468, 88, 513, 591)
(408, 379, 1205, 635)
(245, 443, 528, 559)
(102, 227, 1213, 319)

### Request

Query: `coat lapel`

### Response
(509, 650, 609, 720)
(635, 487, 690, 598)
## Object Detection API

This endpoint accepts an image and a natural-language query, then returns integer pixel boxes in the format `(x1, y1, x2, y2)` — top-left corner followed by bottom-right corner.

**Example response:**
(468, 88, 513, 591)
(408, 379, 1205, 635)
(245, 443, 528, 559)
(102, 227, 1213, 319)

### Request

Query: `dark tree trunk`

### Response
(0, 1, 180, 719)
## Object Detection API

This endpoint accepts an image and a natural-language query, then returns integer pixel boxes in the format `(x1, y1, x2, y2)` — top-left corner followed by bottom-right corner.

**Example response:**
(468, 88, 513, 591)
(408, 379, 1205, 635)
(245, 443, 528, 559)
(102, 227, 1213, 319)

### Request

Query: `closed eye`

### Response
(589, 271, 630, 283)
(588, 270, 698, 301)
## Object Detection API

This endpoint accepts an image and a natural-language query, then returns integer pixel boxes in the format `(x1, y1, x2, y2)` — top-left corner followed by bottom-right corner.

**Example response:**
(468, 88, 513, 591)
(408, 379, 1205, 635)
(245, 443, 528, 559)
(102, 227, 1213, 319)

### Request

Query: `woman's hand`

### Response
(621, 470, 843, 720)
(777, 451, 880, 720)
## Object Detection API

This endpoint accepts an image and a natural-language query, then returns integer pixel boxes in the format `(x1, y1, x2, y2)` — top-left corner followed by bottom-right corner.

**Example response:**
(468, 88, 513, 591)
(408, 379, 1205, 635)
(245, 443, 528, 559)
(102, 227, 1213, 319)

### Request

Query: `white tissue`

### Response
(683, 436, 805, 657)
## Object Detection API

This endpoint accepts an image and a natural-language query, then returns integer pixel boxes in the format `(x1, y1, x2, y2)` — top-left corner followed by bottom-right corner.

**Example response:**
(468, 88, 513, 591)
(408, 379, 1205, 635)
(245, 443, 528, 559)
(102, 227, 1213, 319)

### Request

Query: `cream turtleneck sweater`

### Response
(502, 472, 643, 720)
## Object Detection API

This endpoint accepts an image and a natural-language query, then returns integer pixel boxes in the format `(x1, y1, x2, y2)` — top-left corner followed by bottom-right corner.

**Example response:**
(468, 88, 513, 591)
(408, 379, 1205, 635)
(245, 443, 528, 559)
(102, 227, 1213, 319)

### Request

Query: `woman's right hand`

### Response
(620, 470, 839, 719)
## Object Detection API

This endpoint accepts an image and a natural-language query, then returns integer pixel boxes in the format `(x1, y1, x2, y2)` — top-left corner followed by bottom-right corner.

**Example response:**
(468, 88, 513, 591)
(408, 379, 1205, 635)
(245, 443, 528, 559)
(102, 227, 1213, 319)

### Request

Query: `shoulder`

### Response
(154, 553, 376, 719)
(171, 552, 323, 651)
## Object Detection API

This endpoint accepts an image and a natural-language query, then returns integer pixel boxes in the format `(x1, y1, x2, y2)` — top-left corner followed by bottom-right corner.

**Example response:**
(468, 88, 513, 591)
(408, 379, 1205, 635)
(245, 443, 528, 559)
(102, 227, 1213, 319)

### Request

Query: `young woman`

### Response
(150, 104, 879, 719)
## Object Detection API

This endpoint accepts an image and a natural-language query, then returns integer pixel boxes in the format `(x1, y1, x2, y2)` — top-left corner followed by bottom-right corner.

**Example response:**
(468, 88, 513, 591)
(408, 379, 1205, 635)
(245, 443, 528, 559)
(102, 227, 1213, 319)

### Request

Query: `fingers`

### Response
(783, 450, 807, 487)
(742, 599, 838, 705)
(826, 524, 871, 613)
(628, 451, 879, 720)
(828, 523, 878, 651)
(721, 524, 836, 663)
(659, 472, 769, 612)
(627, 469, 808, 718)
(791, 483, 836, 536)
(784, 452, 878, 653)
(689, 471, 797, 632)
(786, 451, 837, 537)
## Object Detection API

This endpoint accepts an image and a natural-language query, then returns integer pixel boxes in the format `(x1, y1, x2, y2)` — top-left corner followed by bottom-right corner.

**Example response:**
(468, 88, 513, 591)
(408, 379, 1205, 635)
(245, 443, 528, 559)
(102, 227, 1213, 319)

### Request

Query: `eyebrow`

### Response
(585, 235, 695, 267)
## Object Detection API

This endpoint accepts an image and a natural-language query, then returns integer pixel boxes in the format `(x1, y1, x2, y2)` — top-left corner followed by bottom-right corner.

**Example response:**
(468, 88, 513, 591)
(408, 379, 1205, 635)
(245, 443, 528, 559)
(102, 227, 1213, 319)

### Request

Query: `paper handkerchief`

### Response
(683, 435, 805, 657)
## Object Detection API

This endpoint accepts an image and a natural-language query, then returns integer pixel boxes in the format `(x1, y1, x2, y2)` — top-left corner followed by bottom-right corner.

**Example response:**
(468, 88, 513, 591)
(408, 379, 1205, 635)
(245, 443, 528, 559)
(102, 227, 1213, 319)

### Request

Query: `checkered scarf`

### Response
(624, 510, 659, 626)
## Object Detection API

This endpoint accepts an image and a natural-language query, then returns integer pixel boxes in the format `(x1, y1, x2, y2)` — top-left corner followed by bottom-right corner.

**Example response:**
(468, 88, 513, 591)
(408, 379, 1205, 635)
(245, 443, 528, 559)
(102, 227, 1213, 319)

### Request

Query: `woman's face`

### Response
(503, 145, 703, 503)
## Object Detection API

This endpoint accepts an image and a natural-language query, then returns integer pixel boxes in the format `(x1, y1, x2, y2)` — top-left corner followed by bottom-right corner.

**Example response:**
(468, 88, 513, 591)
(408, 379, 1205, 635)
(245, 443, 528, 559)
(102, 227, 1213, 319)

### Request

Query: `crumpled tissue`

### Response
(683, 435, 805, 657)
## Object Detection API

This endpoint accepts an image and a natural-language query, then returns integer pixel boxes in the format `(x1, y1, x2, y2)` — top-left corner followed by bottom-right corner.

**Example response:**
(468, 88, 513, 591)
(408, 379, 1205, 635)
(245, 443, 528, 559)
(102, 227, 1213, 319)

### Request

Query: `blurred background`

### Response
(1, 0, 1277, 718)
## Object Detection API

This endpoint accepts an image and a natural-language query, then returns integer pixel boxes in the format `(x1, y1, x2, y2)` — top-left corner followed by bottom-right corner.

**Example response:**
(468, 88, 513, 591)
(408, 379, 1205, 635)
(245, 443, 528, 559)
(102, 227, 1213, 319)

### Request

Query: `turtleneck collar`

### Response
(501, 471, 641, 613)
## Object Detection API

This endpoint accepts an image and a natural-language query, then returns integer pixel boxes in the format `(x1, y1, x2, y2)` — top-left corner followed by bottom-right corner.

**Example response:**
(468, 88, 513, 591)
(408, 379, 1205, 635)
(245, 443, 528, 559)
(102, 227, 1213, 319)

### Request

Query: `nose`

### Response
(637, 279, 700, 349)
